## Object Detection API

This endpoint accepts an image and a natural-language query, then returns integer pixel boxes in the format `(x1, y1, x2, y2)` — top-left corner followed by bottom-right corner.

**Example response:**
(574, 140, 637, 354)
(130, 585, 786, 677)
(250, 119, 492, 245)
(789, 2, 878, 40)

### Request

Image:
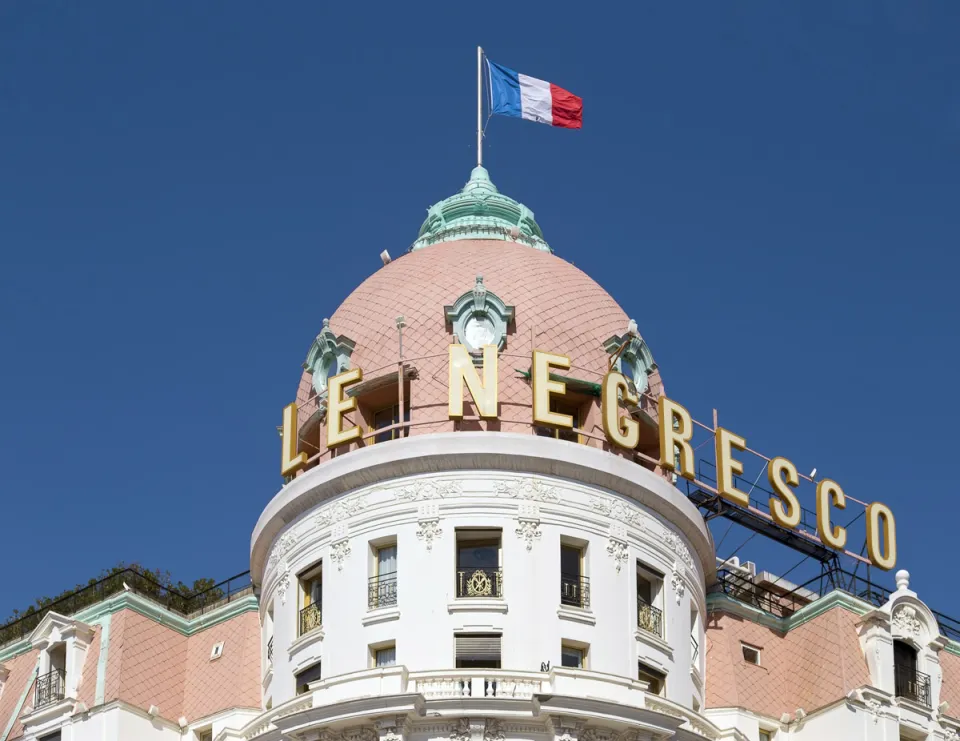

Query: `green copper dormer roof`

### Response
(411, 166, 551, 253)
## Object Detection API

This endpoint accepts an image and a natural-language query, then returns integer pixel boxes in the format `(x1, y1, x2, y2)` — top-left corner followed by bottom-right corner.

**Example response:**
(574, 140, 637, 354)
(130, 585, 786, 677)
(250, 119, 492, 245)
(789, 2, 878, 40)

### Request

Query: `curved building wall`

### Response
(256, 434, 712, 713)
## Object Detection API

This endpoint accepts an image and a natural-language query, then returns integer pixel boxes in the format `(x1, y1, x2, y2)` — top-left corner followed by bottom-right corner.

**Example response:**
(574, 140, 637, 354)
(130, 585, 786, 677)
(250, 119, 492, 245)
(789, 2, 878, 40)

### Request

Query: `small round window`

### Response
(314, 354, 339, 394)
(464, 315, 497, 352)
(619, 353, 648, 393)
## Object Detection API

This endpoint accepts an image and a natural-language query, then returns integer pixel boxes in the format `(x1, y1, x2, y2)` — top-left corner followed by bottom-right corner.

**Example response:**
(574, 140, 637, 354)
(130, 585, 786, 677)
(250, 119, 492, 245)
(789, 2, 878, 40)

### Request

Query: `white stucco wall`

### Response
(255, 434, 712, 713)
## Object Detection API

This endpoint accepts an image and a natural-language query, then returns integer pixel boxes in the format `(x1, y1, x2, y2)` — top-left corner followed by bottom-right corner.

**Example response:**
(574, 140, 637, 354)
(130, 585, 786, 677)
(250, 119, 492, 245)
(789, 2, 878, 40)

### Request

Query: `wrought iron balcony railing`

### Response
(35, 668, 65, 709)
(637, 597, 663, 638)
(369, 571, 398, 609)
(299, 602, 322, 636)
(457, 567, 503, 598)
(691, 635, 699, 664)
(267, 636, 274, 663)
(560, 573, 590, 608)
(895, 664, 931, 707)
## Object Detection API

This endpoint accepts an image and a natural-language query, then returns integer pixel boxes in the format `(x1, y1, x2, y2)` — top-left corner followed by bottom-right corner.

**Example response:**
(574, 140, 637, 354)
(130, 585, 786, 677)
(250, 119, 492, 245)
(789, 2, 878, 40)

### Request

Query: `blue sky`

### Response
(1, 2, 958, 619)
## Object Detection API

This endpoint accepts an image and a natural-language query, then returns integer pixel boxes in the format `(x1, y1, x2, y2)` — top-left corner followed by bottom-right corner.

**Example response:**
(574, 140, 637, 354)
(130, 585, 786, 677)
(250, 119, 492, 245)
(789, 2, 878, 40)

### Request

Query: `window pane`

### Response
(561, 646, 583, 668)
(377, 545, 397, 575)
(375, 647, 396, 667)
(560, 545, 581, 576)
(637, 574, 652, 603)
(457, 543, 499, 568)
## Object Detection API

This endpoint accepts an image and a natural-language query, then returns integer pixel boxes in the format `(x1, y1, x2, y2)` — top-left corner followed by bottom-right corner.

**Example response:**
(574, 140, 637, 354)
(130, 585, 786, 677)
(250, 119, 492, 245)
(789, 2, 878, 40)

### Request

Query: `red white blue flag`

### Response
(487, 59, 583, 130)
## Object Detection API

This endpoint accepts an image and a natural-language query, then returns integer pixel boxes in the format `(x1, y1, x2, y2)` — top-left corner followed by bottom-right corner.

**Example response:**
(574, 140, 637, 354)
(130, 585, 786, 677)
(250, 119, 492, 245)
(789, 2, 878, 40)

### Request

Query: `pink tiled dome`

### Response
(294, 240, 663, 462)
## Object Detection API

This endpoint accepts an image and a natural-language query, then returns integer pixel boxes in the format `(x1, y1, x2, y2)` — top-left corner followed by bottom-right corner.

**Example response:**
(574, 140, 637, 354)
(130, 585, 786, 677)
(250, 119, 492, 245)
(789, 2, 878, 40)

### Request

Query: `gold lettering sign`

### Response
(715, 427, 750, 507)
(448, 344, 498, 418)
(768, 457, 801, 529)
(601, 372, 639, 450)
(658, 397, 695, 480)
(531, 350, 572, 429)
(280, 402, 307, 477)
(327, 367, 363, 448)
(280, 349, 897, 569)
(866, 502, 896, 571)
(816, 479, 847, 550)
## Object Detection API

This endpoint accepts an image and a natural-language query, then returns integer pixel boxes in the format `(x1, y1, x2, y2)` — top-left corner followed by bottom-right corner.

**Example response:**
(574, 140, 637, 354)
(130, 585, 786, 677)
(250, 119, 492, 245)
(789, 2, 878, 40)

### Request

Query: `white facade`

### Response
(249, 433, 715, 740)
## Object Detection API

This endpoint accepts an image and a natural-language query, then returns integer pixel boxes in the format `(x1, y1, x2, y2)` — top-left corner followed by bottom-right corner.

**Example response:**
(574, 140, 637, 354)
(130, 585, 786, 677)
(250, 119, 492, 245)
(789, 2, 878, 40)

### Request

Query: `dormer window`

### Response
(444, 275, 515, 357)
(21, 611, 94, 726)
(603, 320, 656, 396)
(304, 319, 356, 402)
(36, 643, 66, 708)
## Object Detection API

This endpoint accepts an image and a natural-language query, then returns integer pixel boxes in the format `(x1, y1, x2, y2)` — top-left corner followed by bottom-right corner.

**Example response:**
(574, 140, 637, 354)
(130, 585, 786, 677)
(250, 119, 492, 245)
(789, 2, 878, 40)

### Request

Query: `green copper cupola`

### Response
(411, 167, 551, 253)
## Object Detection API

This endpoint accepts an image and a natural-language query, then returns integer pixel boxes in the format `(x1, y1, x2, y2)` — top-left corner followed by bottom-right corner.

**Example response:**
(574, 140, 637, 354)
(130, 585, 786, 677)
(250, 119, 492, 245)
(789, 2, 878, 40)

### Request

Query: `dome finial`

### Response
(411, 168, 551, 253)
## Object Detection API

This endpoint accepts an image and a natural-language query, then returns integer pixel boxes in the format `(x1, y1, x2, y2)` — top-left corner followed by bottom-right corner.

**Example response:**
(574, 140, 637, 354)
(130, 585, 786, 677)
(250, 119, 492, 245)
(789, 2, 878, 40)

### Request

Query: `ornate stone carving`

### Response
(341, 727, 378, 741)
(865, 698, 882, 724)
(671, 564, 685, 605)
(590, 497, 646, 530)
(396, 479, 462, 502)
(581, 729, 616, 741)
(276, 571, 291, 606)
(943, 727, 959, 741)
(331, 539, 352, 571)
(315, 495, 367, 528)
(496, 478, 560, 502)
(516, 502, 541, 551)
(549, 718, 584, 741)
(267, 533, 297, 570)
(606, 537, 628, 573)
(893, 605, 923, 638)
(416, 519, 443, 550)
(484, 720, 505, 741)
(661, 530, 694, 569)
(449, 719, 471, 741)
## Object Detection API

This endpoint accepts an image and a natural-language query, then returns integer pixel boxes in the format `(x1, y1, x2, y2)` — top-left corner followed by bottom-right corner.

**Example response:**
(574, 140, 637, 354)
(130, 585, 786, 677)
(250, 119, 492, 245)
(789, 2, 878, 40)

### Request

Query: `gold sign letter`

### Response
(280, 402, 307, 477)
(866, 502, 897, 570)
(448, 344, 498, 418)
(601, 371, 639, 450)
(816, 479, 847, 550)
(532, 350, 573, 429)
(658, 397, 695, 480)
(768, 456, 801, 528)
(327, 367, 363, 448)
(715, 427, 750, 507)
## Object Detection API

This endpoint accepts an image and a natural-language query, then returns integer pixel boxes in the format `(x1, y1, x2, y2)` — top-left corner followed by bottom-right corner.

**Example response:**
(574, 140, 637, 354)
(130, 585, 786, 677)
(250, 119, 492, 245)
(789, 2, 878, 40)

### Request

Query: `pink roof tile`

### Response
(113, 610, 187, 718)
(0, 648, 39, 740)
(294, 239, 664, 459)
(940, 651, 960, 711)
(705, 605, 869, 718)
(182, 610, 261, 719)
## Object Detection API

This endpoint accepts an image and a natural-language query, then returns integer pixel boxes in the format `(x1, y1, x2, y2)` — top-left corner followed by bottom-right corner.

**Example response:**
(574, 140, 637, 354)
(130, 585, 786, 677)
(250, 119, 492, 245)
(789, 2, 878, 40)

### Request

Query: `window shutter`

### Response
(455, 634, 501, 661)
(295, 662, 323, 688)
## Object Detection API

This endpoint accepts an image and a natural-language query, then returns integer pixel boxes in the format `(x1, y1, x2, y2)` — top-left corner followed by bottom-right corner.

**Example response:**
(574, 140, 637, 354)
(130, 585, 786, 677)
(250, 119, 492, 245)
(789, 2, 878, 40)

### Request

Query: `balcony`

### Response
(691, 635, 699, 663)
(299, 602, 322, 636)
(409, 669, 545, 699)
(638, 597, 663, 638)
(457, 567, 503, 599)
(560, 574, 590, 608)
(35, 669, 65, 709)
(895, 664, 931, 707)
(267, 636, 274, 663)
(369, 572, 398, 609)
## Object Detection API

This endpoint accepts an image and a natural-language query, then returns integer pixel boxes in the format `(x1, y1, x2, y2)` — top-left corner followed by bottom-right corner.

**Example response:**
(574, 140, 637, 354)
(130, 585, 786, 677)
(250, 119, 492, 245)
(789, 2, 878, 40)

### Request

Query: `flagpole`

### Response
(477, 46, 483, 167)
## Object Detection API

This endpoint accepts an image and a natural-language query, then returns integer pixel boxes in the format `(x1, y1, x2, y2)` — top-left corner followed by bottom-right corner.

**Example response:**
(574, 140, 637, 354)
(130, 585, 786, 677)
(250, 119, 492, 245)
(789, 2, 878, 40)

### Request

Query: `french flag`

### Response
(487, 59, 583, 130)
